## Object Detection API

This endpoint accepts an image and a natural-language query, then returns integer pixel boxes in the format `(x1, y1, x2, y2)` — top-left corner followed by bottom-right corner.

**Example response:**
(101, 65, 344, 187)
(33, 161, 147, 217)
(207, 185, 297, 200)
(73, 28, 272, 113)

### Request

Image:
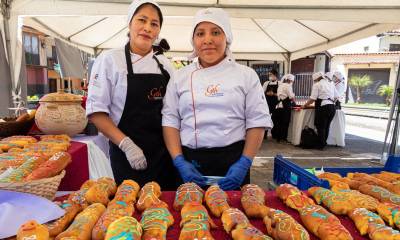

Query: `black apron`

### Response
(265, 81, 279, 113)
(272, 97, 292, 141)
(182, 141, 249, 189)
(109, 43, 178, 190)
(314, 98, 334, 126)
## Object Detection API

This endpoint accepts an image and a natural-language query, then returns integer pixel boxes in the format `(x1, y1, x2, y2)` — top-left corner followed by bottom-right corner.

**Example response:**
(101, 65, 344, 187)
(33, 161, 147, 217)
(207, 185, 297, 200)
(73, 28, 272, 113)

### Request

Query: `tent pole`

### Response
(2, 0, 17, 107)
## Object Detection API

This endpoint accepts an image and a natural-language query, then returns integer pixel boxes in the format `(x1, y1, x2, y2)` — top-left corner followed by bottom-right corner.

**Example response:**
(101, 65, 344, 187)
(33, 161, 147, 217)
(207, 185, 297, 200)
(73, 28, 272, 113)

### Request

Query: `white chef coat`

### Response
(162, 56, 273, 149)
(262, 80, 279, 92)
(86, 47, 175, 126)
(334, 80, 346, 103)
(310, 78, 338, 106)
(276, 83, 295, 109)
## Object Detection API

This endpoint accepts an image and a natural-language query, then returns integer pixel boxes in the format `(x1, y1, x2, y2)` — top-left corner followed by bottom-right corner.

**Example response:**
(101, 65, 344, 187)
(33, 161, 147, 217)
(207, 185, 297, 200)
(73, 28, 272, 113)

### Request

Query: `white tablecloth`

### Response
(287, 109, 345, 147)
(73, 134, 114, 179)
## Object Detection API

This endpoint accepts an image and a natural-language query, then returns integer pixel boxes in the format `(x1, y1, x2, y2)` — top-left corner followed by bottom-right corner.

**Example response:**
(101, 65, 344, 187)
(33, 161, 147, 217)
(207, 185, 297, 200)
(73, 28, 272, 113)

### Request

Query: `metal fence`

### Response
(293, 72, 313, 104)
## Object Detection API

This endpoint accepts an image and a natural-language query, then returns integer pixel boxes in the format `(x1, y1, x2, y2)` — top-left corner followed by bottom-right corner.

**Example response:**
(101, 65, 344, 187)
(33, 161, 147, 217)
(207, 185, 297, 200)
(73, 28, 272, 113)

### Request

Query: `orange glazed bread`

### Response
(25, 151, 71, 180)
(205, 185, 230, 217)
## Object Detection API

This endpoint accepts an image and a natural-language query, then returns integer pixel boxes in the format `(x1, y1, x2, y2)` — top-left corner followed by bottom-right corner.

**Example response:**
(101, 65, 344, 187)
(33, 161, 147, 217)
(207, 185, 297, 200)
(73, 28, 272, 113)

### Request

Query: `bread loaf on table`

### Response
(46, 202, 82, 237)
(55, 203, 106, 240)
(205, 185, 230, 217)
(84, 177, 117, 206)
(308, 187, 354, 215)
(105, 216, 142, 240)
(377, 202, 400, 229)
(299, 204, 353, 240)
(368, 222, 400, 240)
(179, 202, 216, 240)
(17, 220, 49, 240)
(141, 201, 174, 240)
(0, 155, 47, 182)
(241, 184, 269, 218)
(173, 182, 204, 211)
(91, 180, 139, 240)
(25, 151, 71, 180)
(231, 224, 273, 240)
(136, 181, 162, 212)
(348, 208, 385, 236)
(263, 208, 310, 240)
(358, 184, 400, 205)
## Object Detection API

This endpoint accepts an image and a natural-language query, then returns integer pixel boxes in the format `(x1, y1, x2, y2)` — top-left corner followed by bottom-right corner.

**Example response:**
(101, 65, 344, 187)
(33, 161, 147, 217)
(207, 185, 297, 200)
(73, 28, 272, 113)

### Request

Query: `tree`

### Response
(349, 75, 372, 103)
(377, 84, 394, 106)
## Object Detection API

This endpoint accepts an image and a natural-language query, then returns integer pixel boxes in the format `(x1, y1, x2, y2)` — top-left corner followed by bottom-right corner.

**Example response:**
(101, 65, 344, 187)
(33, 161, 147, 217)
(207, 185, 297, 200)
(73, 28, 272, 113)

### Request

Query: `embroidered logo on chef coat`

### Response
(205, 84, 224, 97)
(148, 86, 164, 101)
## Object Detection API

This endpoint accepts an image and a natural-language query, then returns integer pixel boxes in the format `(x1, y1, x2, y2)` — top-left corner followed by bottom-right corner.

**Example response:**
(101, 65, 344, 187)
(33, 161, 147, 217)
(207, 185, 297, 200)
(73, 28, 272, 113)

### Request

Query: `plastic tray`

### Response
(273, 154, 400, 190)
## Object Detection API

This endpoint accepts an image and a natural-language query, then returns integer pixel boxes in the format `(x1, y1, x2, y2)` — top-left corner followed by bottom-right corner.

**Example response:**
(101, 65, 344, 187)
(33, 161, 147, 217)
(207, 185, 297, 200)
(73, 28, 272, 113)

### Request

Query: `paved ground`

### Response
(251, 133, 385, 190)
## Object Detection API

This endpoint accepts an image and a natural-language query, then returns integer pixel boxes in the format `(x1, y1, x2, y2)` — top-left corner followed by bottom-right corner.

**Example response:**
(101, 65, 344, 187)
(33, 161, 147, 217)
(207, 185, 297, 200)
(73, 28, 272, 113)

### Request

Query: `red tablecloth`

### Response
(58, 141, 89, 191)
(128, 191, 367, 240)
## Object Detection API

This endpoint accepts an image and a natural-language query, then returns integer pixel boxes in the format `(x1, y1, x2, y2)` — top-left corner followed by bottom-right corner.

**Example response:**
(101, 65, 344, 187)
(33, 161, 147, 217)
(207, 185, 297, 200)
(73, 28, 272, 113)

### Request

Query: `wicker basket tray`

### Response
(0, 170, 66, 200)
(0, 117, 35, 138)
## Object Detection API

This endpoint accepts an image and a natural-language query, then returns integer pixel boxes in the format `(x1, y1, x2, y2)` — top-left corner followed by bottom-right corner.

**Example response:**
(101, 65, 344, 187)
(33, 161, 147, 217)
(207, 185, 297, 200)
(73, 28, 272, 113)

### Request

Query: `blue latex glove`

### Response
(173, 155, 206, 186)
(218, 155, 252, 190)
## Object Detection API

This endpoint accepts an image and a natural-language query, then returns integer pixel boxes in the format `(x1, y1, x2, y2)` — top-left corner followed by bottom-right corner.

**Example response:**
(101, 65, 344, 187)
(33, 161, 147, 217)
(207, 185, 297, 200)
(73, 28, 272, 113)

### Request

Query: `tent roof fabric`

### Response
(12, 0, 400, 60)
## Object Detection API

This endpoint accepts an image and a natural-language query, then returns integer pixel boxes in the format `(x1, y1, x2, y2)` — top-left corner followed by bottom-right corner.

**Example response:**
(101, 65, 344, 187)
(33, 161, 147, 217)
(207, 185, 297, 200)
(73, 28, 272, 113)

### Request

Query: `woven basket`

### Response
(0, 117, 35, 138)
(0, 170, 66, 200)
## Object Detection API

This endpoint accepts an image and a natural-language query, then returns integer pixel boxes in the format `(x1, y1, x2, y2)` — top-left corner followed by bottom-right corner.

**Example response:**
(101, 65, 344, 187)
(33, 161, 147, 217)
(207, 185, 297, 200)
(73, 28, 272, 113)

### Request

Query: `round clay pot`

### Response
(35, 91, 88, 136)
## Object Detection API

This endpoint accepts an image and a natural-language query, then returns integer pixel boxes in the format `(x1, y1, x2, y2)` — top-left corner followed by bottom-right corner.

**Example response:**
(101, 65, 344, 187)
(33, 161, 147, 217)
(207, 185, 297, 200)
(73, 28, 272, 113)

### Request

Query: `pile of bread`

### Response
(312, 171, 400, 239)
(16, 179, 309, 240)
(0, 135, 71, 182)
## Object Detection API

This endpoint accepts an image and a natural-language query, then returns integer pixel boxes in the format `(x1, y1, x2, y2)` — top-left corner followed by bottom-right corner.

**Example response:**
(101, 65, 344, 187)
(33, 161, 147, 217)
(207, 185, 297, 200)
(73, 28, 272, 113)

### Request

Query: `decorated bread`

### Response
(17, 220, 49, 240)
(179, 202, 215, 240)
(348, 208, 385, 235)
(231, 224, 273, 240)
(25, 151, 71, 180)
(46, 202, 82, 237)
(85, 177, 117, 206)
(105, 216, 142, 240)
(308, 187, 354, 215)
(241, 184, 269, 218)
(221, 208, 251, 233)
(141, 201, 174, 240)
(204, 185, 230, 217)
(298, 204, 353, 240)
(55, 203, 106, 240)
(173, 182, 204, 211)
(377, 202, 400, 228)
(0, 155, 47, 182)
(136, 181, 162, 212)
(263, 208, 310, 240)
(358, 184, 400, 205)
(368, 223, 400, 240)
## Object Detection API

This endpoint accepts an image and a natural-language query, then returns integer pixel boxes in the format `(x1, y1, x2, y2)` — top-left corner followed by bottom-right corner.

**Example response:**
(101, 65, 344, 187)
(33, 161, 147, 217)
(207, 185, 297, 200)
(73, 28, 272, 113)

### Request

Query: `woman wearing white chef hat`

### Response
(86, 0, 178, 189)
(272, 74, 296, 143)
(303, 72, 338, 149)
(162, 8, 273, 190)
(332, 71, 345, 109)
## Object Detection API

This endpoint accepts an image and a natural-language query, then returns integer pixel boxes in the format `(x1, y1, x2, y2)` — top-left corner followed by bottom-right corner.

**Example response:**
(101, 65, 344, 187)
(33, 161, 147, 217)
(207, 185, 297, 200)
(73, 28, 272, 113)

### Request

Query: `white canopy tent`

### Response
(2, 0, 400, 110)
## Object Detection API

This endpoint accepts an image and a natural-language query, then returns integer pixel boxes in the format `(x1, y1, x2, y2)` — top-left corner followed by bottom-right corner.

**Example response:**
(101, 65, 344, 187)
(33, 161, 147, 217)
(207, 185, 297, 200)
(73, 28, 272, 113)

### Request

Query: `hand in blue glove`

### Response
(173, 154, 206, 186)
(218, 155, 252, 190)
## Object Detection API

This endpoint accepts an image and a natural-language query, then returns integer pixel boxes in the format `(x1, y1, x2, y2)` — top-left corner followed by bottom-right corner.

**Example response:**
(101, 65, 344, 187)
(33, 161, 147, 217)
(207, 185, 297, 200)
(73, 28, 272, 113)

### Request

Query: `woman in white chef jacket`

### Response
(86, 0, 178, 189)
(303, 73, 338, 149)
(162, 8, 273, 190)
(332, 71, 346, 109)
(273, 74, 295, 142)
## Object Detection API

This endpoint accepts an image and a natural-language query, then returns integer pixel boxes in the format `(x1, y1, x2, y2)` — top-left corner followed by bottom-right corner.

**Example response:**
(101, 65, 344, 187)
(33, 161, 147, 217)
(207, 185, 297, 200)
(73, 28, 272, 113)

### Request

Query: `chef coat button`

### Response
(195, 129, 200, 134)
(223, 129, 229, 135)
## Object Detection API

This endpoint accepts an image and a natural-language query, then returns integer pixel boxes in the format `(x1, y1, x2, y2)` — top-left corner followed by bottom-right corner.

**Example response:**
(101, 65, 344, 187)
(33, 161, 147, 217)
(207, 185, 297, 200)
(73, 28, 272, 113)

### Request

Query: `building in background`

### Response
(330, 30, 400, 104)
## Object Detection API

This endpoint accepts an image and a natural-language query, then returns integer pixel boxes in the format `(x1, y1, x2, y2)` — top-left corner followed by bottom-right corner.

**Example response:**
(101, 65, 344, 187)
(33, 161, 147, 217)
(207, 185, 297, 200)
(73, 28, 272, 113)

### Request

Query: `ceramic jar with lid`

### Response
(35, 91, 88, 136)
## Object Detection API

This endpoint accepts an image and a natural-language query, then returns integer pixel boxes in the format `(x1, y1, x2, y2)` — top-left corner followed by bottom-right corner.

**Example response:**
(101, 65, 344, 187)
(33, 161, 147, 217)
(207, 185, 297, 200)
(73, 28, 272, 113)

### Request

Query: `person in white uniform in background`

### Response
(332, 71, 346, 109)
(303, 73, 338, 149)
(262, 69, 279, 139)
(162, 8, 272, 190)
(86, 0, 178, 189)
(273, 74, 296, 142)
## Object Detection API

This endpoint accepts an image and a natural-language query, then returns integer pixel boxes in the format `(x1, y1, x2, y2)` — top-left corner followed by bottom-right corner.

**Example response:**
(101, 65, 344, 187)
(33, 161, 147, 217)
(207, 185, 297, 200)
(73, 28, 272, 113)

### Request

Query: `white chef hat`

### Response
(282, 74, 295, 82)
(333, 71, 345, 82)
(189, 8, 233, 59)
(324, 72, 333, 81)
(127, 0, 162, 26)
(312, 72, 324, 81)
